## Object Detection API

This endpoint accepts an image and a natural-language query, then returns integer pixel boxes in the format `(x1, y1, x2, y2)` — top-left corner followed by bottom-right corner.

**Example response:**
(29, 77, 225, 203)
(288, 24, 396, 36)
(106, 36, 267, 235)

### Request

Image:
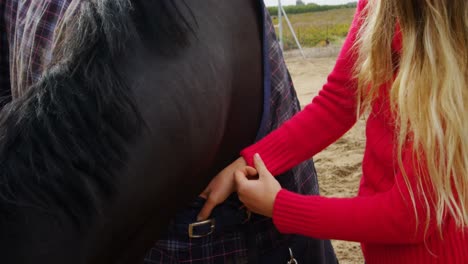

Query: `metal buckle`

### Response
(188, 219, 216, 238)
(288, 248, 298, 264)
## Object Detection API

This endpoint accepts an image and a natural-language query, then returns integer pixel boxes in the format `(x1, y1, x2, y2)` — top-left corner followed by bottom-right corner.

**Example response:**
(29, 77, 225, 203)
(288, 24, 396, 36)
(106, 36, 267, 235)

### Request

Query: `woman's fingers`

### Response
(197, 195, 217, 221)
(253, 153, 271, 178)
(199, 186, 210, 199)
(198, 155, 271, 221)
(234, 169, 250, 187)
(238, 166, 258, 179)
(199, 167, 255, 221)
(197, 157, 250, 221)
(234, 154, 280, 218)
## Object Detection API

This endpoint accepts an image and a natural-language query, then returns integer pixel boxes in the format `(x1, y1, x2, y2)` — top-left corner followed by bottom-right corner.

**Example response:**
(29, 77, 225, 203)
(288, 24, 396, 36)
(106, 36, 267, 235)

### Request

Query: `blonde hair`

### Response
(355, 0, 468, 232)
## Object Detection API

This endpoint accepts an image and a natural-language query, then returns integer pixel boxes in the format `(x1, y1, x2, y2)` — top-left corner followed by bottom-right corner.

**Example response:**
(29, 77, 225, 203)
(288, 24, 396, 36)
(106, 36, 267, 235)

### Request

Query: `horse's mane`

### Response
(0, 0, 193, 225)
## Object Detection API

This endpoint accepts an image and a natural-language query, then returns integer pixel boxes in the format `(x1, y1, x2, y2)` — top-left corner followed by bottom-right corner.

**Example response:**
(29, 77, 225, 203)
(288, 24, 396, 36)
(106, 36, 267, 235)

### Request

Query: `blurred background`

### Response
(266, 2, 365, 263)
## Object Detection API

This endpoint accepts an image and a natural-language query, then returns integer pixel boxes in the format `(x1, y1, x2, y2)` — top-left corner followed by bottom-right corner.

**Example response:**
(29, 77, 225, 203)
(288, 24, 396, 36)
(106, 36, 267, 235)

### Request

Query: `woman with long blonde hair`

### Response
(197, 0, 468, 263)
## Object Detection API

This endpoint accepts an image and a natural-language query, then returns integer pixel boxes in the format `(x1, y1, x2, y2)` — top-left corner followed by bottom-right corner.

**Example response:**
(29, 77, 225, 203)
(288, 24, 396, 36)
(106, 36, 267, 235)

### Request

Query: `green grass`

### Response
(270, 8, 356, 50)
(267, 2, 356, 16)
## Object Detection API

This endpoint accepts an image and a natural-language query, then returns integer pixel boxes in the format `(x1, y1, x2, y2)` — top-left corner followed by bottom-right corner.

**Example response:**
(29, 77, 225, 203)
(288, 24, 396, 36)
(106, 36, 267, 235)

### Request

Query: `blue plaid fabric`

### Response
(1, 1, 336, 263)
(0, 0, 71, 98)
(0, 0, 11, 102)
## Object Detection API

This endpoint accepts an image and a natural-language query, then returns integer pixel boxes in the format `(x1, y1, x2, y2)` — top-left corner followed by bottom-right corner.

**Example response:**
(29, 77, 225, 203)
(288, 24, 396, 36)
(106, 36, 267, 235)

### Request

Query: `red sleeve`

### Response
(240, 1, 367, 175)
(272, 147, 439, 244)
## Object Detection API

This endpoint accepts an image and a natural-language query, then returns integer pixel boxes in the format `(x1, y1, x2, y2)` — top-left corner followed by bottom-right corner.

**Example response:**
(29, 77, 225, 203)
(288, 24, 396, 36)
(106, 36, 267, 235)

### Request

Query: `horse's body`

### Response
(0, 1, 263, 263)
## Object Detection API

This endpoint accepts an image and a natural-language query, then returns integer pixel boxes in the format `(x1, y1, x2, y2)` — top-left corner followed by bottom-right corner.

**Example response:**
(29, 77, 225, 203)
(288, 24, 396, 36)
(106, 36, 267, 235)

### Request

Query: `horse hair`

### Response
(0, 0, 193, 226)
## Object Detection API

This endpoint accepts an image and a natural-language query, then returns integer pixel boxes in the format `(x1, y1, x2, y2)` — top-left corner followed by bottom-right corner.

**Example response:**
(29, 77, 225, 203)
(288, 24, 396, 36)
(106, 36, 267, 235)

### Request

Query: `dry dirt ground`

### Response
(284, 46, 365, 264)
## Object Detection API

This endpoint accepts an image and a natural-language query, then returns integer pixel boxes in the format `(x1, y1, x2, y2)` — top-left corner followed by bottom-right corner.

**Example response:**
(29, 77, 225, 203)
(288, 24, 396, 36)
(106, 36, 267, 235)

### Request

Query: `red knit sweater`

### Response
(241, 1, 468, 263)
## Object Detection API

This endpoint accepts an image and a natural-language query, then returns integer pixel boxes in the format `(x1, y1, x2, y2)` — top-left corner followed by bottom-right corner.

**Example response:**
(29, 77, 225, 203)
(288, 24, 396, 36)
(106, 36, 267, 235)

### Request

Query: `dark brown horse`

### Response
(0, 0, 263, 263)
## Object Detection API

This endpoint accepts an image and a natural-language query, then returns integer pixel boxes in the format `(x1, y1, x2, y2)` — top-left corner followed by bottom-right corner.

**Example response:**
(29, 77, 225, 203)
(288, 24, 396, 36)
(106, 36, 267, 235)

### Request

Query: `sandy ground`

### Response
(284, 46, 366, 264)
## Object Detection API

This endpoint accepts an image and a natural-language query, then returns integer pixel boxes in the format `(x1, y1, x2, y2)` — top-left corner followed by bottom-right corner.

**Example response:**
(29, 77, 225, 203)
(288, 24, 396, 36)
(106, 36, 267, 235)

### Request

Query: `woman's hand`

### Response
(197, 157, 255, 221)
(235, 154, 281, 218)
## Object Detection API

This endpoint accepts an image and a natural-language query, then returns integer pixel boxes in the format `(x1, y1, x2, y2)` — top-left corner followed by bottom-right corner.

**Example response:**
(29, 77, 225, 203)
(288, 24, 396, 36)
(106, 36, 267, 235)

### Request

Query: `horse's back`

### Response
(87, 1, 264, 262)
(114, 0, 263, 215)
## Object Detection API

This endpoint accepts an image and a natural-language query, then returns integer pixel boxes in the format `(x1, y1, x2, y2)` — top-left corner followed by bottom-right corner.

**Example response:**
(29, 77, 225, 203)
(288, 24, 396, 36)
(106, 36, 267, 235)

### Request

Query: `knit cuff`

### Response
(240, 130, 298, 176)
(272, 189, 323, 235)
